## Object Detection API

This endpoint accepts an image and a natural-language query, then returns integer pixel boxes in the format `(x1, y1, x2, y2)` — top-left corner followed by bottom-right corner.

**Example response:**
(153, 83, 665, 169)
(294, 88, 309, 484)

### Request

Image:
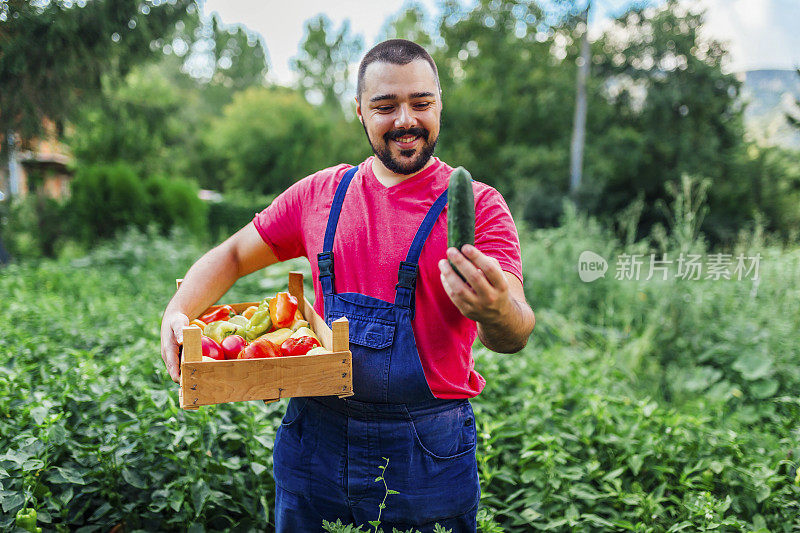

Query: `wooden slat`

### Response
(183, 325, 202, 362)
(304, 296, 332, 350)
(332, 318, 349, 353)
(181, 352, 353, 407)
(288, 272, 304, 310)
(180, 325, 202, 410)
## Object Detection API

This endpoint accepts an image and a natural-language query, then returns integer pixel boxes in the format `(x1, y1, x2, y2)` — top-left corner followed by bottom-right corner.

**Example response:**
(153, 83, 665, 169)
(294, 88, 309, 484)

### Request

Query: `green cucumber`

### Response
(447, 166, 474, 280)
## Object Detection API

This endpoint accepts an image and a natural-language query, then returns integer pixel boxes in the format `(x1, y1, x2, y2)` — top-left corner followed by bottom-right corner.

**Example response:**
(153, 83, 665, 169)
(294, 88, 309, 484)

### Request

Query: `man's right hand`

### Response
(161, 312, 189, 383)
(157, 222, 281, 384)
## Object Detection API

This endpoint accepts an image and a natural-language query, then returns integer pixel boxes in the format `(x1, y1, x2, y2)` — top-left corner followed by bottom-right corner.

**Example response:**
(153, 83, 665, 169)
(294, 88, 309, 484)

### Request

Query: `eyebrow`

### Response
(369, 91, 436, 103)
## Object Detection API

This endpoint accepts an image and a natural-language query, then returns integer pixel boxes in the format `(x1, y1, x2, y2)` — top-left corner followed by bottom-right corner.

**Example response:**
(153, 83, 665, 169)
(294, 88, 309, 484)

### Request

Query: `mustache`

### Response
(384, 127, 429, 142)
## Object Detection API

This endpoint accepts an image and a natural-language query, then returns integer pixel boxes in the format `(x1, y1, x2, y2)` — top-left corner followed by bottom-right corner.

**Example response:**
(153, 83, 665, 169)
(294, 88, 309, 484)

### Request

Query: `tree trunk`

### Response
(569, 5, 591, 197)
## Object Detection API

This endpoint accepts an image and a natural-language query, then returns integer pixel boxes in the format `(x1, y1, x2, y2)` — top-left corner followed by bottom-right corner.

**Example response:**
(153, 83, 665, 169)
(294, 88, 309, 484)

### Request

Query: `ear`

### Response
(355, 97, 363, 124)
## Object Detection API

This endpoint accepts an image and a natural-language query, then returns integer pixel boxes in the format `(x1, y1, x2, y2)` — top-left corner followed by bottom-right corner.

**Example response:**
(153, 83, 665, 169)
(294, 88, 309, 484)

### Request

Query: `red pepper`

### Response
(240, 338, 282, 359)
(269, 292, 298, 329)
(199, 305, 235, 324)
(280, 336, 320, 357)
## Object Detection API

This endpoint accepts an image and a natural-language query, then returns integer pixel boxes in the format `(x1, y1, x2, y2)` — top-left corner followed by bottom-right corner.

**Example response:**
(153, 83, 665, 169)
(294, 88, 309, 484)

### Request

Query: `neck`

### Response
(371, 157, 434, 188)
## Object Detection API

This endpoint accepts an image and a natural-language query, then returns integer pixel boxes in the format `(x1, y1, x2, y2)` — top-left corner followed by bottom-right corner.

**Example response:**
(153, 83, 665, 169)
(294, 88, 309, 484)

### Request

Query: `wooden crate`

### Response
(178, 272, 353, 410)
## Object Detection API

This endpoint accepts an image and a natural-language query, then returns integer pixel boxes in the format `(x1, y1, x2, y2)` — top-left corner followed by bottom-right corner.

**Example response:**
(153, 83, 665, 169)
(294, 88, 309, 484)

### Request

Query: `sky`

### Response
(200, 0, 800, 86)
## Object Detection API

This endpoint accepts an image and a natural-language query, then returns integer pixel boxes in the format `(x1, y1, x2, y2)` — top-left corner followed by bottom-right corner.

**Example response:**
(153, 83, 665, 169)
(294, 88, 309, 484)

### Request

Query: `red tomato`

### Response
(239, 338, 281, 359)
(221, 334, 247, 360)
(201, 336, 225, 360)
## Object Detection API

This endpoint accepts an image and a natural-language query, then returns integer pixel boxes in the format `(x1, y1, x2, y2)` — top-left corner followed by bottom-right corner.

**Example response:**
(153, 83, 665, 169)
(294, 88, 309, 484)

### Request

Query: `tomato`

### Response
(239, 338, 281, 359)
(221, 334, 247, 360)
(201, 336, 225, 360)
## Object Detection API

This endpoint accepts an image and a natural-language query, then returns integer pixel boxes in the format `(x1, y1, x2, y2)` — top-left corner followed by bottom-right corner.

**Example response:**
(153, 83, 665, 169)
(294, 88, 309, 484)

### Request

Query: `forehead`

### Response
(361, 59, 439, 101)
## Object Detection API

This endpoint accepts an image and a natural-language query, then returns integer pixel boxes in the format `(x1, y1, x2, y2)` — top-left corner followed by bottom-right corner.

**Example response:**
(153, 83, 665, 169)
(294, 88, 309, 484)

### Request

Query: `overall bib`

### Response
(273, 166, 481, 532)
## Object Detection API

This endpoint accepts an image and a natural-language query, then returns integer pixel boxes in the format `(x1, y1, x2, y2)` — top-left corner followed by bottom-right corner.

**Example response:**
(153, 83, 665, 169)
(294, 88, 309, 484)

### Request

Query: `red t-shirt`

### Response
(253, 156, 523, 399)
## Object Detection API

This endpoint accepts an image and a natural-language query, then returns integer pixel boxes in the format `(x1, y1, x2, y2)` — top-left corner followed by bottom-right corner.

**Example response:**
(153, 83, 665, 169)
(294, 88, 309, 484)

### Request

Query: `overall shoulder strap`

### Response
(318, 165, 358, 296)
(395, 188, 449, 313)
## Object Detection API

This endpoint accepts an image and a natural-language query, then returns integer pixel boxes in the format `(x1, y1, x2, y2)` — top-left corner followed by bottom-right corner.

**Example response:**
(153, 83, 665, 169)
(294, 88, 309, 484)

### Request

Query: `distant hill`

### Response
(740, 69, 800, 149)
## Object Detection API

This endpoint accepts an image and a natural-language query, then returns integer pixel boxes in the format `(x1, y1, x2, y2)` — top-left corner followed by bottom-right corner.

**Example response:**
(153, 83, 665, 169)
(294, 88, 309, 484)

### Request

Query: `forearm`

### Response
(164, 243, 242, 321)
(477, 296, 535, 353)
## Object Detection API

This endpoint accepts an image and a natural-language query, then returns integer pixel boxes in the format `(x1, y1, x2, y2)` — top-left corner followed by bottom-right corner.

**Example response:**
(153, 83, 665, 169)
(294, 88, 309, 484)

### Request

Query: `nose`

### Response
(394, 103, 416, 130)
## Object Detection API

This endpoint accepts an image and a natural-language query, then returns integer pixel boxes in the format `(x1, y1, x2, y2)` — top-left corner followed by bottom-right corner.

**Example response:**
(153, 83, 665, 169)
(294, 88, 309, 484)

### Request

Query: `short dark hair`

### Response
(356, 39, 440, 102)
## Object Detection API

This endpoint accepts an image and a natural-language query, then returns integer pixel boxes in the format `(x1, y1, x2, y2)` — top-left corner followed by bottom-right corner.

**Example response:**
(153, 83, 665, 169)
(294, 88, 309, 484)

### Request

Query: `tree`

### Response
(0, 0, 193, 141)
(203, 87, 332, 195)
(291, 14, 363, 114)
(379, 3, 433, 49)
(433, 0, 601, 224)
(66, 67, 186, 177)
(594, 0, 749, 239)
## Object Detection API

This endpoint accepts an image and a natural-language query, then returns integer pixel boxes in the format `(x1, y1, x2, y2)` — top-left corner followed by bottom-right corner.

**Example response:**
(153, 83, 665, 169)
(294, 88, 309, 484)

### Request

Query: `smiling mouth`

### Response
(393, 135, 420, 149)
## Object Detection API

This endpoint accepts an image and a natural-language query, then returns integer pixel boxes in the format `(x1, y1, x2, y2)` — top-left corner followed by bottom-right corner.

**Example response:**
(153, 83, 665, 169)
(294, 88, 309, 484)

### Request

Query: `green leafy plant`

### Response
(368, 457, 400, 532)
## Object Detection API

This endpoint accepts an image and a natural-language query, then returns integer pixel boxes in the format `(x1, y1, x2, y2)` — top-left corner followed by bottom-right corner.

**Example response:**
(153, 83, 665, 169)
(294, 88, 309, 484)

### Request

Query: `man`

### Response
(161, 39, 534, 532)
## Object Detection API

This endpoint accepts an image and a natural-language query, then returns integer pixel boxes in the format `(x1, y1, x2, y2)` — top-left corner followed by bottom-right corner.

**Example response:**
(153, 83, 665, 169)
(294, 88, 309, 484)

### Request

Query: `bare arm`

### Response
(160, 222, 279, 382)
(438, 244, 535, 353)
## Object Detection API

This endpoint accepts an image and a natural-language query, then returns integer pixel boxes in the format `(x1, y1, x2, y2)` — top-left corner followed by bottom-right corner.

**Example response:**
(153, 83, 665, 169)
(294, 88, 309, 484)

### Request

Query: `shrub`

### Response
(144, 175, 208, 236)
(0, 194, 70, 259)
(68, 162, 209, 247)
(205, 190, 274, 241)
(69, 162, 149, 242)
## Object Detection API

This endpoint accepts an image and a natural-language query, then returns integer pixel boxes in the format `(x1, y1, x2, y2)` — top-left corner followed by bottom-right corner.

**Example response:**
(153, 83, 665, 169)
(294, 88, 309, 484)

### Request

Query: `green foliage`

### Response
(0, 227, 307, 531)
(66, 69, 186, 177)
(292, 15, 364, 113)
(785, 69, 800, 130)
(204, 87, 356, 195)
(0, 0, 193, 140)
(68, 162, 206, 246)
(144, 175, 208, 236)
(68, 162, 150, 242)
(379, 4, 434, 49)
(591, 1, 747, 237)
(206, 190, 275, 241)
(0, 195, 70, 259)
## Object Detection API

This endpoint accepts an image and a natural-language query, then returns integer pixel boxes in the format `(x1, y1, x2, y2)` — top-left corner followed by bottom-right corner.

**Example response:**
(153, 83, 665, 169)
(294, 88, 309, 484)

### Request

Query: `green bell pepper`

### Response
(245, 308, 272, 341)
(16, 508, 41, 533)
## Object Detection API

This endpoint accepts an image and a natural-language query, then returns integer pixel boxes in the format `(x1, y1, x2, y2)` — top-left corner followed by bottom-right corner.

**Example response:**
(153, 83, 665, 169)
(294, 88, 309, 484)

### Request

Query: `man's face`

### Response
(356, 59, 441, 176)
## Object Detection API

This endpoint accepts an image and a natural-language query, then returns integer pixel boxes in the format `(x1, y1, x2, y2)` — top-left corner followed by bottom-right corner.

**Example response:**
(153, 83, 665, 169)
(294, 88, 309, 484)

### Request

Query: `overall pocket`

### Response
(333, 313, 396, 349)
(405, 401, 477, 460)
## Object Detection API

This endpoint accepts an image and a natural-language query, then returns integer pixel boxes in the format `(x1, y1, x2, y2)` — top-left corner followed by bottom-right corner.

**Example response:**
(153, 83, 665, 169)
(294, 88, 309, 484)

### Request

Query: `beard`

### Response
(361, 121, 438, 175)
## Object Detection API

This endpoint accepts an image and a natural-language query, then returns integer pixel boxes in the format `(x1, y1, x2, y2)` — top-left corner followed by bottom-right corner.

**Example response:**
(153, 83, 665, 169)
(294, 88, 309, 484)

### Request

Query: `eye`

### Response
(414, 102, 433, 109)
(375, 105, 394, 112)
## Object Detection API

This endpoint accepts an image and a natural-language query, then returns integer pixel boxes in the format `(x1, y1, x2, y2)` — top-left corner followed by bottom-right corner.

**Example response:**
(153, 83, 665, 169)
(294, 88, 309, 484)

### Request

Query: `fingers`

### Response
(460, 244, 508, 290)
(439, 245, 511, 322)
(161, 313, 188, 384)
(445, 245, 507, 296)
(172, 315, 188, 345)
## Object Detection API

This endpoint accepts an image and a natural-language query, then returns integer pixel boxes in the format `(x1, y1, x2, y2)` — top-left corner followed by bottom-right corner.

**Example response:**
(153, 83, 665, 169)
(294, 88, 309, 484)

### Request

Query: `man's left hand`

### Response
(438, 244, 534, 353)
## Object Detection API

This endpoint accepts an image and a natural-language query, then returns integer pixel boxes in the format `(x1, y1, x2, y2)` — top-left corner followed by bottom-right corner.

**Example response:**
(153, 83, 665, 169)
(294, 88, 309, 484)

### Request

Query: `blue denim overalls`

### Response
(273, 166, 480, 532)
